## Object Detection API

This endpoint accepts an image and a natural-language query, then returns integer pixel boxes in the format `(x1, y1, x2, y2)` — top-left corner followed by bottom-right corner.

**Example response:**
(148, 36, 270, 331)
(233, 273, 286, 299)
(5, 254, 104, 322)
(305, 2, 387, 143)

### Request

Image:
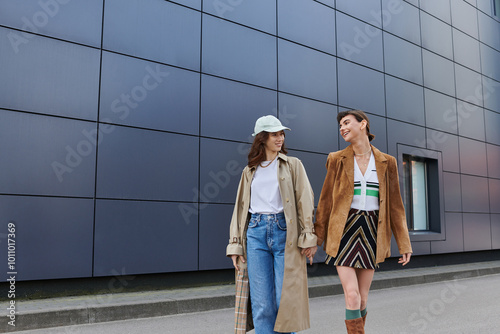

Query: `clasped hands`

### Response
(301, 245, 317, 265)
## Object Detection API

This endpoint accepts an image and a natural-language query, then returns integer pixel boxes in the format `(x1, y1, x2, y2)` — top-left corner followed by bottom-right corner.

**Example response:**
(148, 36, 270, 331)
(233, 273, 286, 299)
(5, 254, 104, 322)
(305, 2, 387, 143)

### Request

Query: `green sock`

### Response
(345, 308, 361, 320)
(361, 307, 367, 317)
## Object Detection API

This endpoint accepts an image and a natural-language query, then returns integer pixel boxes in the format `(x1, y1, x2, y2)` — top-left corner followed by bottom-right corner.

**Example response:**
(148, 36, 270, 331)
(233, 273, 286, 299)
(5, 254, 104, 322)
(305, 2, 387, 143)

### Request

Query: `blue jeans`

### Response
(246, 212, 295, 334)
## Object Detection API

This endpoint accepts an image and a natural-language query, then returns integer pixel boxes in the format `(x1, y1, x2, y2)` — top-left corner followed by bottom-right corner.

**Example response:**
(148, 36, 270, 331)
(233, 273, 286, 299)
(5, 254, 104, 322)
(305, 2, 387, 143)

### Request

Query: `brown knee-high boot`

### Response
(362, 312, 367, 326)
(345, 317, 365, 334)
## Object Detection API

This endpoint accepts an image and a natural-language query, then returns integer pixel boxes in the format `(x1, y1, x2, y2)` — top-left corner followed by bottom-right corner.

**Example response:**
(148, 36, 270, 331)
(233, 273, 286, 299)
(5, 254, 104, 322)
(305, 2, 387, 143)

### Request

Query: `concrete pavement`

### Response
(1, 260, 500, 333)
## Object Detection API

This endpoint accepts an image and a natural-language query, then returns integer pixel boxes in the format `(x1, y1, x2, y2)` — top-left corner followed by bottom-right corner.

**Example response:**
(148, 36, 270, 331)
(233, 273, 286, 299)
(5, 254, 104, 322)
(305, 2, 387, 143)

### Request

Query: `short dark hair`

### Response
(337, 110, 375, 141)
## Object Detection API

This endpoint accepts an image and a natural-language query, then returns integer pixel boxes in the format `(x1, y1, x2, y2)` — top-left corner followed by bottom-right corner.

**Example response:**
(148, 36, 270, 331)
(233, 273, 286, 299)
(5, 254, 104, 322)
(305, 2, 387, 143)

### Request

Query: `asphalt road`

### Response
(13, 273, 500, 334)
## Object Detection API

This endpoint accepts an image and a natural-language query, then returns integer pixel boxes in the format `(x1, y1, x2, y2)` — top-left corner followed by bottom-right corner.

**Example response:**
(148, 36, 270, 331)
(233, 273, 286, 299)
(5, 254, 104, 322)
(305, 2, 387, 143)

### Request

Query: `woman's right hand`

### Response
(231, 255, 246, 271)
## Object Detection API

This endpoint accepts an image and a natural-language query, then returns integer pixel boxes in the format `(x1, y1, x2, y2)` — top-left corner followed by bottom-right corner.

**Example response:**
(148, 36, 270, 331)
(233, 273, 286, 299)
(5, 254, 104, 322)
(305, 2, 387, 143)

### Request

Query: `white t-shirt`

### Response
(249, 157, 283, 214)
(351, 152, 380, 211)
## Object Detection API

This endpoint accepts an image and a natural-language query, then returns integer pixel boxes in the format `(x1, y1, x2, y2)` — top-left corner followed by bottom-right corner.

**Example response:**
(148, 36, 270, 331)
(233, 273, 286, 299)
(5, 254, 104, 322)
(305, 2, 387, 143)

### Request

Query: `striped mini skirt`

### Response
(326, 209, 379, 269)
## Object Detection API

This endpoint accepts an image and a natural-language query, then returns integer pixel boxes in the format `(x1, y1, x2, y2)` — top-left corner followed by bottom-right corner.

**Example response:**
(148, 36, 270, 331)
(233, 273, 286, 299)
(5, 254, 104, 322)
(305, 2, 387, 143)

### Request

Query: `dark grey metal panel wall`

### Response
(203, 0, 276, 33)
(0, 110, 96, 197)
(278, 94, 337, 153)
(278, 0, 336, 54)
(384, 33, 423, 85)
(454, 29, 481, 71)
(96, 126, 199, 201)
(1, 0, 499, 281)
(490, 179, 500, 213)
(336, 12, 384, 71)
(198, 204, 233, 270)
(385, 75, 425, 125)
(278, 39, 337, 104)
(424, 89, 458, 133)
(103, 0, 201, 71)
(424, 50, 456, 96)
(199, 139, 249, 204)
(493, 214, 500, 249)
(94, 200, 198, 276)
(202, 15, 277, 89)
(422, 12, 453, 59)
(99, 52, 200, 134)
(200, 75, 277, 142)
(0, 196, 94, 281)
(0, 30, 100, 120)
(0, 0, 103, 47)
(338, 60, 386, 116)
(426, 129, 460, 173)
(443, 173, 462, 212)
(488, 144, 500, 179)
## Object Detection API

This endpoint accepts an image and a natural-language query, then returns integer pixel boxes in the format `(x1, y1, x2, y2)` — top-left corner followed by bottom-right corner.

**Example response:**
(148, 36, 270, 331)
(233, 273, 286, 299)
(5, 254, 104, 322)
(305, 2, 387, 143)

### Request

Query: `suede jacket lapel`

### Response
(340, 145, 355, 191)
(373, 146, 388, 189)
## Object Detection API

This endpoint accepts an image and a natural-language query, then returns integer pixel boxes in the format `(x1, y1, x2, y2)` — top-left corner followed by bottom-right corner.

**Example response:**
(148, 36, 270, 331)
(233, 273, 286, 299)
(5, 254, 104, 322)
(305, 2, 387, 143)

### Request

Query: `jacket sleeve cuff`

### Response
(399, 247, 413, 255)
(226, 243, 243, 257)
(316, 237, 324, 247)
(298, 231, 318, 249)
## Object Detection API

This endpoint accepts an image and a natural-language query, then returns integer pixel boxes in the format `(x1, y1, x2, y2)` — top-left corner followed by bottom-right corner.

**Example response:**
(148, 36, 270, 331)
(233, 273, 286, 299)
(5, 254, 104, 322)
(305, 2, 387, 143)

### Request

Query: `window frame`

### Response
(397, 144, 446, 241)
(493, 0, 500, 19)
(403, 155, 430, 231)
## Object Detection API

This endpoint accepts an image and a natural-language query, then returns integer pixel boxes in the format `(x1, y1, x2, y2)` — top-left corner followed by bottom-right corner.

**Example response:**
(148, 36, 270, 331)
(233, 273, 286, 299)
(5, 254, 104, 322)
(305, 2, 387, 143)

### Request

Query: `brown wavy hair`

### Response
(337, 109, 375, 141)
(247, 131, 288, 168)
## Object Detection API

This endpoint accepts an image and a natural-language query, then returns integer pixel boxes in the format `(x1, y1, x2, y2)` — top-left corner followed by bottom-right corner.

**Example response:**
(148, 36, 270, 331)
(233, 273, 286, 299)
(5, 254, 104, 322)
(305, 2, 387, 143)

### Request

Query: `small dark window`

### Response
(494, 0, 500, 18)
(399, 145, 445, 241)
(403, 155, 429, 231)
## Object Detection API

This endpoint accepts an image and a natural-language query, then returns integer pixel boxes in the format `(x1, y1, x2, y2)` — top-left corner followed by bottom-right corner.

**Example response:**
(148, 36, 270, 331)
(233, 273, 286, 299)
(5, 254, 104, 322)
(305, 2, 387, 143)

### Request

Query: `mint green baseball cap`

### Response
(252, 115, 291, 136)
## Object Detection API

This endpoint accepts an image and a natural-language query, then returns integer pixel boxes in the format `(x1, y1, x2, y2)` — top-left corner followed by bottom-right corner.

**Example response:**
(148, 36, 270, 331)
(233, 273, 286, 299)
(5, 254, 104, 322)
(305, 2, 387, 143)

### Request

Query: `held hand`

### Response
(231, 255, 245, 271)
(398, 252, 411, 266)
(301, 246, 318, 265)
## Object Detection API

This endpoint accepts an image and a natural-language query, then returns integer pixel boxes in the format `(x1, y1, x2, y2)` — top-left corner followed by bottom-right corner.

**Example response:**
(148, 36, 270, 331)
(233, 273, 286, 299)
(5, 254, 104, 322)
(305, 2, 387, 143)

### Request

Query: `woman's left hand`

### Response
(301, 246, 318, 265)
(398, 252, 412, 266)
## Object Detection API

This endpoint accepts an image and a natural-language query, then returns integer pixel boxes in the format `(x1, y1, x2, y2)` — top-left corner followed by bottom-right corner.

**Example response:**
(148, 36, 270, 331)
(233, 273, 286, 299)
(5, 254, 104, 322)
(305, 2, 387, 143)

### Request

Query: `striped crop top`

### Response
(351, 152, 380, 211)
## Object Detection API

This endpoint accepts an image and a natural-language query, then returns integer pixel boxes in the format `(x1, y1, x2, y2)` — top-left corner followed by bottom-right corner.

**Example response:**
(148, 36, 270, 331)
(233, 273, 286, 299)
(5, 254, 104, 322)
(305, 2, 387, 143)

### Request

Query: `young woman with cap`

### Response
(314, 110, 413, 334)
(227, 115, 318, 333)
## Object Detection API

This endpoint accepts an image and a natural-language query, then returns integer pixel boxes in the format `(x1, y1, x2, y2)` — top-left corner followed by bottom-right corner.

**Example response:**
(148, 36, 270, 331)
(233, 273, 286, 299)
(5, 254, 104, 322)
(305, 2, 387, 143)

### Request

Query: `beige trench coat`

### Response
(226, 153, 317, 333)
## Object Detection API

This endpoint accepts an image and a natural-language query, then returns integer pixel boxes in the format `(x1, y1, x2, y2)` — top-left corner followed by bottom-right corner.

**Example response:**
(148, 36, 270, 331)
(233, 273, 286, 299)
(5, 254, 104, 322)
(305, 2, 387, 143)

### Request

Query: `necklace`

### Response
(355, 152, 370, 168)
(354, 147, 372, 156)
(357, 158, 368, 167)
(260, 155, 277, 168)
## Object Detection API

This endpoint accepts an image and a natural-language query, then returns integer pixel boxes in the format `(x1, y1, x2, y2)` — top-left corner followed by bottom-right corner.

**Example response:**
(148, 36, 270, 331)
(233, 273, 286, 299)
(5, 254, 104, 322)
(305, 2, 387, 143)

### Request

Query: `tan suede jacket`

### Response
(315, 145, 412, 265)
(226, 153, 317, 332)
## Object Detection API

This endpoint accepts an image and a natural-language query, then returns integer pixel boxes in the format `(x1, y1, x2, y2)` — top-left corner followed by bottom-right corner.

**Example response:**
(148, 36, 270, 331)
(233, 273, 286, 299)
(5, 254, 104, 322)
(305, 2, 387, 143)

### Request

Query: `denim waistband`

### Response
(250, 212, 285, 220)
